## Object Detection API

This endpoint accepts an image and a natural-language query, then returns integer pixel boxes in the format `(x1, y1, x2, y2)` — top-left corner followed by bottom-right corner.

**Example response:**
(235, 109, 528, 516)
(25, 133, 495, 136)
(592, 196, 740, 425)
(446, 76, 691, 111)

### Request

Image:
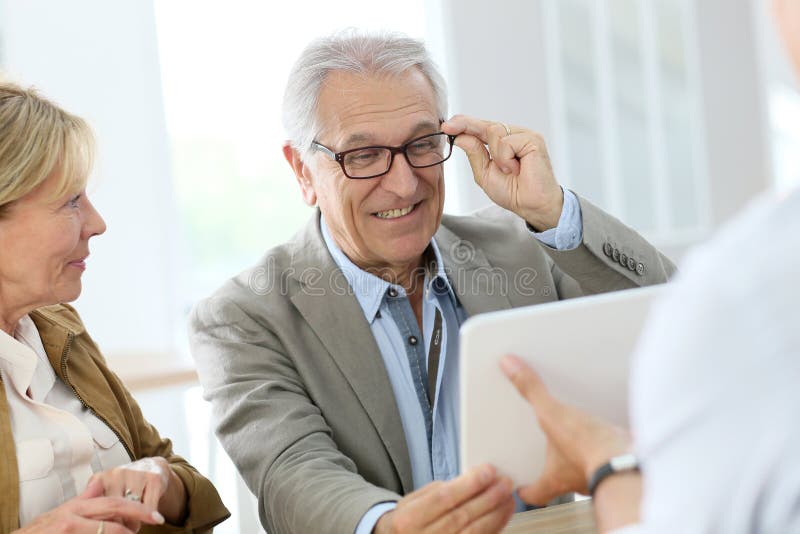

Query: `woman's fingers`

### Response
(73, 496, 164, 524)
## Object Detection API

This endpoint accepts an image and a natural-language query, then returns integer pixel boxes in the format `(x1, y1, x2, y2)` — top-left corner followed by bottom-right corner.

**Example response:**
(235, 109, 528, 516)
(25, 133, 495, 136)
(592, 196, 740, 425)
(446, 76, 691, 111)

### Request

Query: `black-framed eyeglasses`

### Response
(311, 132, 456, 179)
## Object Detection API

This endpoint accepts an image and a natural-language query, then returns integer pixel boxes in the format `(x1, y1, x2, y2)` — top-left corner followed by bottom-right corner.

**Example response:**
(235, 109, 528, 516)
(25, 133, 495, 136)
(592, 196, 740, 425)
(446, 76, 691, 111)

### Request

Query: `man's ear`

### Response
(283, 142, 317, 206)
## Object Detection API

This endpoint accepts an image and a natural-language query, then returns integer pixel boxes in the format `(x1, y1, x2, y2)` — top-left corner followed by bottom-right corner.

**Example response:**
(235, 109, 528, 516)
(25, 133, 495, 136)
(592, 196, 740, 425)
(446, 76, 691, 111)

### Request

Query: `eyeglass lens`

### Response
(343, 133, 452, 178)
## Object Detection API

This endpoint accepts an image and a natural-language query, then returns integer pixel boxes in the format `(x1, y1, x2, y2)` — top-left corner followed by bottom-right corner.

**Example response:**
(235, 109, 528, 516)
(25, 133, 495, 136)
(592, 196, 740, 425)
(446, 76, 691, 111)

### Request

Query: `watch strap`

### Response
(587, 453, 640, 496)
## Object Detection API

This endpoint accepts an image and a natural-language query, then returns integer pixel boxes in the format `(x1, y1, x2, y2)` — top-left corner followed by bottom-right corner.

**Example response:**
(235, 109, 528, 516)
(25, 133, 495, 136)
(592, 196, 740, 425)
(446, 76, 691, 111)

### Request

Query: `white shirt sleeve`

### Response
(626, 191, 800, 534)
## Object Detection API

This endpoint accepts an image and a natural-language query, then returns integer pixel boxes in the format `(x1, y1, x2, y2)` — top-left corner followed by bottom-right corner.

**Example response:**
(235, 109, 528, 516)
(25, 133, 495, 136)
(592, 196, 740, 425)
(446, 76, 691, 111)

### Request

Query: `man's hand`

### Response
(499, 355, 632, 505)
(374, 464, 515, 534)
(442, 115, 563, 231)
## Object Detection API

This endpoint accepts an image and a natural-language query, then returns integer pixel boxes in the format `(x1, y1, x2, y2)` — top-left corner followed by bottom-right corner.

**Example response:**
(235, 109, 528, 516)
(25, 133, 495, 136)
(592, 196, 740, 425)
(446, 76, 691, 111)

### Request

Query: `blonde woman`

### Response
(0, 81, 229, 533)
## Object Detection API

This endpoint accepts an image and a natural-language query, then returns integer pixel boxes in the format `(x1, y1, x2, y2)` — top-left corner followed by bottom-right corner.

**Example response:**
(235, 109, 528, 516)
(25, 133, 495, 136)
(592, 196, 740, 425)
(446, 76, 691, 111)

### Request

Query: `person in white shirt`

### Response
(499, 1, 800, 532)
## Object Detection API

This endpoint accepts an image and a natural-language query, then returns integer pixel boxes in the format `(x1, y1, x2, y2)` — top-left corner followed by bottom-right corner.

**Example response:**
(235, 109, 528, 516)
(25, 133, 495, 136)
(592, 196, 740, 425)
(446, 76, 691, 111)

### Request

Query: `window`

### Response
(541, 0, 710, 243)
(154, 1, 428, 320)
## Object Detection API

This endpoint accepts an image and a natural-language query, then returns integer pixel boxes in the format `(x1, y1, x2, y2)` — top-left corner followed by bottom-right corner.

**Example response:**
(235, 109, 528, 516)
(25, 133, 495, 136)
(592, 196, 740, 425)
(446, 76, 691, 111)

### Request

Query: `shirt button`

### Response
(408, 336, 418, 345)
(387, 288, 398, 298)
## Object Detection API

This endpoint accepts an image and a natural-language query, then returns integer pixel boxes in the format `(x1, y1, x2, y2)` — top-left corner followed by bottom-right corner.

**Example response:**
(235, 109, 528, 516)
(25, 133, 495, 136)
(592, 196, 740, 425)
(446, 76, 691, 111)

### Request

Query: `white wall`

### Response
(429, 1, 554, 215)
(1, 0, 181, 356)
(693, 0, 772, 225)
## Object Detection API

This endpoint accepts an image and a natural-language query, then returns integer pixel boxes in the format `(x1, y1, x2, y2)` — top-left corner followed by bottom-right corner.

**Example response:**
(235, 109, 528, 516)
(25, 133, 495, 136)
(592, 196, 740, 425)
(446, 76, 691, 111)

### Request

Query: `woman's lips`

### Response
(68, 258, 87, 271)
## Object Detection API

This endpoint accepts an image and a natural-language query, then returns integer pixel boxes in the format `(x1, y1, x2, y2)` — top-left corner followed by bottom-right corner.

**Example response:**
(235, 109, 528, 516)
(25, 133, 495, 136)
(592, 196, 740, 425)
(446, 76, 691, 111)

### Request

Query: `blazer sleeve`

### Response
(188, 295, 401, 534)
(544, 194, 677, 297)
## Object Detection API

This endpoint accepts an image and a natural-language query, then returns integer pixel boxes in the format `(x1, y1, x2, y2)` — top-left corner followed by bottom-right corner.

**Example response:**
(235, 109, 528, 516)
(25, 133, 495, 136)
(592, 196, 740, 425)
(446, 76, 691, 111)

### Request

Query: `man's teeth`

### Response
(375, 204, 415, 219)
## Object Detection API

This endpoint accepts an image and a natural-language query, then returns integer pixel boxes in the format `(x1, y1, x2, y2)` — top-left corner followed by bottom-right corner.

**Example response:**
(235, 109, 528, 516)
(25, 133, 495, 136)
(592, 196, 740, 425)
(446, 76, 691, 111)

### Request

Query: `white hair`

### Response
(282, 29, 448, 157)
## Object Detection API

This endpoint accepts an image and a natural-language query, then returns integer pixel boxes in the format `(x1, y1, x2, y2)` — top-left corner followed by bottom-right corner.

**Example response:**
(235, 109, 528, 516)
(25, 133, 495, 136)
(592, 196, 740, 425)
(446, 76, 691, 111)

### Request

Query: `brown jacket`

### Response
(0, 304, 230, 533)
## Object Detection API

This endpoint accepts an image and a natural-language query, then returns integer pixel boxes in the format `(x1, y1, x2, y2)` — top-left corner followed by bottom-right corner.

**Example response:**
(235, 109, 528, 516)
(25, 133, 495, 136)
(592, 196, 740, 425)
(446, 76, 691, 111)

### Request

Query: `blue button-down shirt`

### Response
(323, 189, 583, 533)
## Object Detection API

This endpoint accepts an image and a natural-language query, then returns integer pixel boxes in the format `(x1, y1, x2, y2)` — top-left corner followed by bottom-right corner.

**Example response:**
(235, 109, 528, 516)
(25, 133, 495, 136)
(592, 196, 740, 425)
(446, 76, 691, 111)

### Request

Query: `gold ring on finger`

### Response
(499, 122, 511, 136)
(96, 521, 105, 534)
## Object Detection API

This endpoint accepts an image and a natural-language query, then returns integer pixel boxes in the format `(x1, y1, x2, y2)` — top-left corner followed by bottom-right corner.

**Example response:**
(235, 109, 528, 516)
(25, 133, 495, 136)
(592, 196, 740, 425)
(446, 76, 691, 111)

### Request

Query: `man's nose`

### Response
(380, 152, 419, 198)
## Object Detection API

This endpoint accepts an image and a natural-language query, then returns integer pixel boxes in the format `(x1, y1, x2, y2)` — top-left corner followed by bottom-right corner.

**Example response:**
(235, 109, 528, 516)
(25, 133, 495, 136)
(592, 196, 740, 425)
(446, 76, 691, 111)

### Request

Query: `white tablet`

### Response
(459, 285, 666, 486)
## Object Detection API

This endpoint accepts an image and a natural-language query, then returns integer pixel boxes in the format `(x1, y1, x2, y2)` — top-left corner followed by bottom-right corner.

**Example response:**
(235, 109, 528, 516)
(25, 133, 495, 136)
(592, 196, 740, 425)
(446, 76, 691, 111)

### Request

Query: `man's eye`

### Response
(409, 141, 435, 151)
(346, 150, 383, 166)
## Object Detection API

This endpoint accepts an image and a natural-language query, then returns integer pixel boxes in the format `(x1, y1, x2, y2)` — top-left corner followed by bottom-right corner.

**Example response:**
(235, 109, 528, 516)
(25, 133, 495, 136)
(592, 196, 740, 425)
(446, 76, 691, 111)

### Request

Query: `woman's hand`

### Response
(499, 355, 632, 505)
(90, 456, 187, 525)
(15, 478, 164, 533)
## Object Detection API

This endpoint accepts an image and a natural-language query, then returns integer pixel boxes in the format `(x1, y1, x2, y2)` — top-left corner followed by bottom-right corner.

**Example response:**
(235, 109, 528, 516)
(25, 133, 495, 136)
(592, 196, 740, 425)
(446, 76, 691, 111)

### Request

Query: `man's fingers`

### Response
(447, 115, 519, 174)
(443, 114, 505, 143)
(403, 479, 445, 502)
(461, 496, 516, 534)
(487, 133, 525, 175)
(453, 133, 491, 186)
(402, 464, 498, 526)
(425, 477, 514, 533)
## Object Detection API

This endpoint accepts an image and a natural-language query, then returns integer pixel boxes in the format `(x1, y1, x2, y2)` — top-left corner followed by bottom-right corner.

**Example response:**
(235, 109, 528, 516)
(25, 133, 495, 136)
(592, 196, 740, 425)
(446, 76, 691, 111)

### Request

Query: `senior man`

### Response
(189, 31, 676, 534)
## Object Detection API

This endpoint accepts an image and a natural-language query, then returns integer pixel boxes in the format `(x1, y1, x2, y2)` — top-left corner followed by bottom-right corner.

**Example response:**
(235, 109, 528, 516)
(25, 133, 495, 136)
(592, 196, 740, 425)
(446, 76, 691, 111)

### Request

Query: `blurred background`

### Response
(1, 0, 798, 531)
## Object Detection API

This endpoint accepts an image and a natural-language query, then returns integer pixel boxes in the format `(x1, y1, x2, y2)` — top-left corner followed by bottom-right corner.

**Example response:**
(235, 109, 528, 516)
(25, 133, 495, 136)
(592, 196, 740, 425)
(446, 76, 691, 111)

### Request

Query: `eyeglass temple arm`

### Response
(311, 142, 337, 159)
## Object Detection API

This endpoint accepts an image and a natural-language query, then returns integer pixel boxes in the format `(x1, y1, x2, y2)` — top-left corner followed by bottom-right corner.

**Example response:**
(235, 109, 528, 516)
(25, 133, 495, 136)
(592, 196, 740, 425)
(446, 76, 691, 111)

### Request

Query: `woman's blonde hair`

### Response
(0, 79, 95, 218)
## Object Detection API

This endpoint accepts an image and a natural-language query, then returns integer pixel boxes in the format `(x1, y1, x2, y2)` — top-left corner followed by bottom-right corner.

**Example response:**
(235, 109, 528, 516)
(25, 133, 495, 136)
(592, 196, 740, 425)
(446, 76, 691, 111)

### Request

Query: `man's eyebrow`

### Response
(341, 133, 373, 148)
(406, 121, 441, 140)
(341, 120, 442, 149)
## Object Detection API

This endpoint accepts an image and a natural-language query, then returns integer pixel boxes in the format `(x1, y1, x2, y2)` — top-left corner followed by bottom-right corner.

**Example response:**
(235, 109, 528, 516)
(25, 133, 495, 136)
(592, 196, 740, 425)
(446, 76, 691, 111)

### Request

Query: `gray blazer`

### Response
(189, 197, 676, 534)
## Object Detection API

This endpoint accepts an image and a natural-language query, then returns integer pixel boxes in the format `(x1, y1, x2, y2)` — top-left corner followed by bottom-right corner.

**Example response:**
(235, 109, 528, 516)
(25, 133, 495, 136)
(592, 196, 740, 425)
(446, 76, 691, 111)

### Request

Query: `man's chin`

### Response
(375, 239, 432, 268)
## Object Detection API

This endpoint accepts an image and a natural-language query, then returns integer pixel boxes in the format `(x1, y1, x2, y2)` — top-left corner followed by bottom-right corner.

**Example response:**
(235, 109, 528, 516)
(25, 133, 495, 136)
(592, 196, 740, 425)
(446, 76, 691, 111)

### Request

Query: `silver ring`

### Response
(96, 520, 105, 534)
(500, 122, 511, 136)
(124, 488, 142, 502)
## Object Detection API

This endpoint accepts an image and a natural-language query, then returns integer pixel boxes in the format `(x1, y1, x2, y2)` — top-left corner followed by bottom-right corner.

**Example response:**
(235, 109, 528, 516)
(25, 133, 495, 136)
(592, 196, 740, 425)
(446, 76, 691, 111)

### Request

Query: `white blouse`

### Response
(0, 315, 131, 526)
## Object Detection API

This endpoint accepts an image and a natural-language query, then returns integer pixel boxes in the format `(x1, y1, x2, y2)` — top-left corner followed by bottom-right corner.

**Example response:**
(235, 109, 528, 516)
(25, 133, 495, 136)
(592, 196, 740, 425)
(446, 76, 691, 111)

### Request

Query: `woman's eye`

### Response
(66, 194, 81, 208)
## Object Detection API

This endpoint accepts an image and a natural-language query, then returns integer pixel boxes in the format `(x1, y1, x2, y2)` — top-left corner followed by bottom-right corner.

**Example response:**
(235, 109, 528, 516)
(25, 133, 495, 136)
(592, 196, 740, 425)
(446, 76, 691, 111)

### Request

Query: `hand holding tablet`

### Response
(459, 285, 666, 487)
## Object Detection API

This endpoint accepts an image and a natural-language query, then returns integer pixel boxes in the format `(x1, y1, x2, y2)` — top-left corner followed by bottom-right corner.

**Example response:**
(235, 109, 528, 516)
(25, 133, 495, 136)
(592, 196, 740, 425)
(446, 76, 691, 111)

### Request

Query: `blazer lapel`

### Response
(435, 222, 513, 316)
(288, 211, 414, 493)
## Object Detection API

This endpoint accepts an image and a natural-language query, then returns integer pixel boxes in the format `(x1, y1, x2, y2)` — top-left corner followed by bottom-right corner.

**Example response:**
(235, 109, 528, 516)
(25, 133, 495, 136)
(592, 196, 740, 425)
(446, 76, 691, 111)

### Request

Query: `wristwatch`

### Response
(587, 453, 640, 496)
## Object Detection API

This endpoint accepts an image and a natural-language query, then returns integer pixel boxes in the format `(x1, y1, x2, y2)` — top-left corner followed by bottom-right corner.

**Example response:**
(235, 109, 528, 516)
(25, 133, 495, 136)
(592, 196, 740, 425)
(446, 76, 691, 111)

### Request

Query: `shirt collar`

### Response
(320, 216, 453, 323)
(0, 315, 50, 399)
